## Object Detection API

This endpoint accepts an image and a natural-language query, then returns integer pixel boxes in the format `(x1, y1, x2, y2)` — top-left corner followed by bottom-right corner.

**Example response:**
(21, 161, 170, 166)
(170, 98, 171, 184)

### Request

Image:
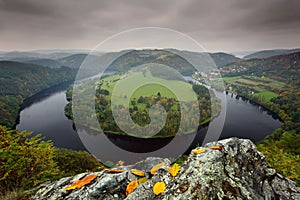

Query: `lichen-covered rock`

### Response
(32, 138, 300, 200)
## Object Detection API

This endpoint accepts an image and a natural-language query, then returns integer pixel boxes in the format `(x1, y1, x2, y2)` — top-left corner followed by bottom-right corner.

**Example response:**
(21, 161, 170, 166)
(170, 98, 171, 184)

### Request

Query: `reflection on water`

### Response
(16, 84, 86, 150)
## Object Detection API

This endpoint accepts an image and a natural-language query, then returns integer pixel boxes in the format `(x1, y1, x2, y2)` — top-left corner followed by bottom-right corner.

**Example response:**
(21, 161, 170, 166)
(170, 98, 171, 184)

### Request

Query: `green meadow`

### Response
(98, 70, 197, 105)
(222, 75, 286, 102)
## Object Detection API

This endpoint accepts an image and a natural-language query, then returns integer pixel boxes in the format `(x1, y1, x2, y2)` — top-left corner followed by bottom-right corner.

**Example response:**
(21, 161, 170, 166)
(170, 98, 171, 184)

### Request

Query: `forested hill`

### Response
(107, 49, 240, 75)
(223, 52, 300, 85)
(0, 61, 77, 127)
(209, 52, 241, 67)
(244, 48, 300, 59)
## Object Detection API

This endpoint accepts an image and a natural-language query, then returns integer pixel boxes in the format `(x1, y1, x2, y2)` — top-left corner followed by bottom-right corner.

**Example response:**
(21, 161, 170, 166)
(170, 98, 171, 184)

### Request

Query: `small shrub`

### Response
(0, 126, 60, 191)
(53, 148, 102, 177)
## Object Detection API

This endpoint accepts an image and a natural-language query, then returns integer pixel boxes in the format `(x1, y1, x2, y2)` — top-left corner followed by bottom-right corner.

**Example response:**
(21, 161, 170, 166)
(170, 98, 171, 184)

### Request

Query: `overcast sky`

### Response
(0, 0, 299, 52)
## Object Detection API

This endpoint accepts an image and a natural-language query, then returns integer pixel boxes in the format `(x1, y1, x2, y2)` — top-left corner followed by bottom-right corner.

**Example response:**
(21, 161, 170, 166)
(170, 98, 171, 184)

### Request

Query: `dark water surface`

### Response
(16, 84, 281, 164)
(16, 84, 86, 150)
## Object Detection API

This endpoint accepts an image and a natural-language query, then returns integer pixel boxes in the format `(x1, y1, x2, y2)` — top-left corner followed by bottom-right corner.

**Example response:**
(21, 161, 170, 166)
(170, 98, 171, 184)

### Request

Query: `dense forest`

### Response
(256, 87, 300, 184)
(0, 61, 77, 127)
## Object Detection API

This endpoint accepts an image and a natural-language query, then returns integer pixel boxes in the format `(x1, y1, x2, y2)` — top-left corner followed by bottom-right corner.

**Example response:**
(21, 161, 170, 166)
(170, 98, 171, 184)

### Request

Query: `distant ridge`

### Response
(0, 49, 240, 71)
(23, 58, 62, 68)
(209, 52, 241, 67)
(244, 48, 300, 59)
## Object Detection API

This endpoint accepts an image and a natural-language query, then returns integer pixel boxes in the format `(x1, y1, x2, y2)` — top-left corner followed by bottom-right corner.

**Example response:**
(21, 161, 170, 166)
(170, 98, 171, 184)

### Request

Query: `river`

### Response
(16, 83, 281, 164)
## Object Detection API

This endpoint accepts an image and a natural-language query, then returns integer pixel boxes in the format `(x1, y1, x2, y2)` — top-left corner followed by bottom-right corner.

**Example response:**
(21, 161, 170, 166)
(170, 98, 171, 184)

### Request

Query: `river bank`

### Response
(13, 82, 74, 129)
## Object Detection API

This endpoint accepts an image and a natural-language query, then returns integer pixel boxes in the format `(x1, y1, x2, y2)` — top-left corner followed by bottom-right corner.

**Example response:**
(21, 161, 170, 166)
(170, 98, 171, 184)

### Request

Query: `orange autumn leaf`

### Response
(106, 169, 124, 173)
(211, 145, 223, 150)
(131, 169, 146, 177)
(65, 174, 98, 191)
(168, 163, 181, 177)
(126, 180, 139, 196)
(192, 147, 206, 155)
(150, 162, 165, 175)
(153, 181, 166, 195)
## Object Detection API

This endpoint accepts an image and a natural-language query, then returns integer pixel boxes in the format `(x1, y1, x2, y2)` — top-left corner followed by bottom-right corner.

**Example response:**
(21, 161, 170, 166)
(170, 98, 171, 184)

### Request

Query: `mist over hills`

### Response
(0, 48, 299, 77)
(0, 49, 241, 74)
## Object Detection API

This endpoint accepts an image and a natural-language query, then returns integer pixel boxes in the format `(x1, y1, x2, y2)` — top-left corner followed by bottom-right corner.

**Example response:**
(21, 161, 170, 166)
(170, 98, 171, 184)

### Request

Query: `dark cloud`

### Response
(0, 0, 299, 52)
(0, 0, 54, 16)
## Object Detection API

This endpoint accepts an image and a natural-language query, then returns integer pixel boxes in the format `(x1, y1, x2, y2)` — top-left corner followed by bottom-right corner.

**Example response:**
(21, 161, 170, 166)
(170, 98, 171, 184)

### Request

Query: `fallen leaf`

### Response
(106, 169, 124, 173)
(168, 163, 181, 177)
(153, 181, 166, 195)
(131, 169, 145, 177)
(150, 162, 165, 175)
(126, 180, 139, 196)
(65, 185, 77, 191)
(138, 177, 148, 184)
(65, 174, 98, 191)
(211, 145, 223, 150)
(192, 148, 206, 155)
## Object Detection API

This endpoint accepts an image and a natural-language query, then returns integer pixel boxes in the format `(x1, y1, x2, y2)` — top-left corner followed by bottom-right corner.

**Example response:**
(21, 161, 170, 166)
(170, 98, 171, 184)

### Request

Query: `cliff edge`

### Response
(32, 138, 300, 199)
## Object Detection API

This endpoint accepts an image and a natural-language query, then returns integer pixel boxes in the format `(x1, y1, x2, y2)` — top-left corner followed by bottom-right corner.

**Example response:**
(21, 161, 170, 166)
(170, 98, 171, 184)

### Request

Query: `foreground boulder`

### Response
(32, 138, 300, 199)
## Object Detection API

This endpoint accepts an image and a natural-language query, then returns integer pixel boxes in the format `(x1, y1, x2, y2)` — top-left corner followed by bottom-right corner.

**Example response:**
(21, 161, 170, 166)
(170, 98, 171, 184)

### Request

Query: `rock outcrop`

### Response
(32, 138, 300, 200)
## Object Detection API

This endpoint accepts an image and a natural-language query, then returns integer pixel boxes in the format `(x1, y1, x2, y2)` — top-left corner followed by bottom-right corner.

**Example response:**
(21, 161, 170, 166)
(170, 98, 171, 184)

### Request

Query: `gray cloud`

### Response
(0, 0, 299, 52)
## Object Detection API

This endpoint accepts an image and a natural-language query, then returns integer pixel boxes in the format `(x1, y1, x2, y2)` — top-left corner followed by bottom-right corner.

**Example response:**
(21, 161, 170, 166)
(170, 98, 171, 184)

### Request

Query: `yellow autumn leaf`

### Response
(126, 180, 139, 196)
(131, 169, 146, 177)
(153, 181, 166, 195)
(192, 147, 206, 155)
(65, 185, 77, 191)
(138, 177, 148, 184)
(65, 174, 98, 191)
(150, 162, 165, 175)
(168, 163, 181, 177)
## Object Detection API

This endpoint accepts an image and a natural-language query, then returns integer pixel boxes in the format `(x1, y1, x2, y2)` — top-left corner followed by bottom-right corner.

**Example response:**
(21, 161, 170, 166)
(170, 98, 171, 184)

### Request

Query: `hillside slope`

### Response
(223, 52, 300, 85)
(0, 61, 77, 127)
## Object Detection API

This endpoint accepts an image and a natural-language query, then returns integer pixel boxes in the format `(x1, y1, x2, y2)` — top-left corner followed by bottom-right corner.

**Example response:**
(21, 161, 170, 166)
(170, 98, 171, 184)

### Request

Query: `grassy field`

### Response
(131, 83, 176, 99)
(99, 70, 196, 105)
(253, 91, 278, 102)
(222, 75, 286, 102)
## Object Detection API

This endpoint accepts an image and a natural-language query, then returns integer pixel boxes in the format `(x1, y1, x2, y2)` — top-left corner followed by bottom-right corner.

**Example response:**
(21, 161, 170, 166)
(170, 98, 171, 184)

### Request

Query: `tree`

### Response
(137, 96, 145, 103)
(131, 100, 136, 106)
(157, 92, 161, 100)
